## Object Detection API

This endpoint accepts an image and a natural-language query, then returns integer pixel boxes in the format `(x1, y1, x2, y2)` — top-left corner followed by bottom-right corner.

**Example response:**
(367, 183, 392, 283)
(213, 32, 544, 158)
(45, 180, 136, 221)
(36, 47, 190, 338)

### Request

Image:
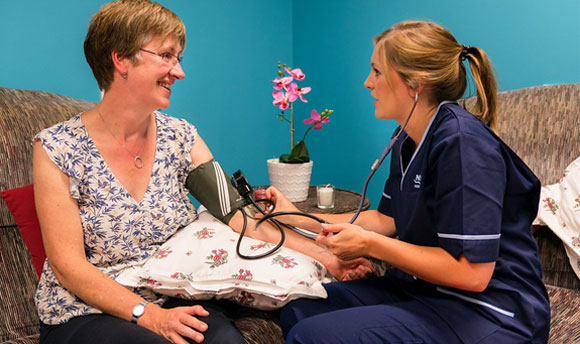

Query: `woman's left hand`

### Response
(316, 223, 372, 261)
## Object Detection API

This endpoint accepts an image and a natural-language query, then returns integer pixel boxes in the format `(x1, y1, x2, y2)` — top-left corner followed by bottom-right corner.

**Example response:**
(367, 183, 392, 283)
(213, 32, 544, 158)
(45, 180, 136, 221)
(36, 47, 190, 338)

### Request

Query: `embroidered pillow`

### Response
(117, 210, 332, 310)
(535, 155, 580, 279)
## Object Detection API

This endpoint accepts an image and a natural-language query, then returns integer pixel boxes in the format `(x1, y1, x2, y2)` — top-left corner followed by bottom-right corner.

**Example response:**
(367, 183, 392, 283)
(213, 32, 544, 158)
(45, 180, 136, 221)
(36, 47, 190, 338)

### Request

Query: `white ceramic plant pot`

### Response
(267, 158, 313, 202)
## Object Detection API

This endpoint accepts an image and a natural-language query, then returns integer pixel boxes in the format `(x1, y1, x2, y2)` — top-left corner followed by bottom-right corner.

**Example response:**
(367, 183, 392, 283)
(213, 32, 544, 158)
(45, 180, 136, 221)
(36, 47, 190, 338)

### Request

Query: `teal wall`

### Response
(292, 0, 580, 205)
(1, 1, 579, 208)
(0, 0, 293, 192)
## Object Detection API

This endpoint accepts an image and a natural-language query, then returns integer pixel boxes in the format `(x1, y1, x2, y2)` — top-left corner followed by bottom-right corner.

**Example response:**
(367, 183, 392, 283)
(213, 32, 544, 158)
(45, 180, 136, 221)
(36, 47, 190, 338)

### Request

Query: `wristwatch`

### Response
(131, 300, 149, 324)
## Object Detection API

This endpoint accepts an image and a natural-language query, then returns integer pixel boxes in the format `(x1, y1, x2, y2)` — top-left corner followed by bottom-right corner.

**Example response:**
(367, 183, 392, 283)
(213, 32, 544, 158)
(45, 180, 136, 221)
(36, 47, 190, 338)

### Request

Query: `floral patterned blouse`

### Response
(34, 112, 198, 325)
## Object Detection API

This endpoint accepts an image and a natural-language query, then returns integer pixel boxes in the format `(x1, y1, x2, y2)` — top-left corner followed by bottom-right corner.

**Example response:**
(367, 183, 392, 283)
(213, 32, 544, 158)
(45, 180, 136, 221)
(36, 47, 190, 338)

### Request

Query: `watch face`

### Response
(133, 304, 145, 317)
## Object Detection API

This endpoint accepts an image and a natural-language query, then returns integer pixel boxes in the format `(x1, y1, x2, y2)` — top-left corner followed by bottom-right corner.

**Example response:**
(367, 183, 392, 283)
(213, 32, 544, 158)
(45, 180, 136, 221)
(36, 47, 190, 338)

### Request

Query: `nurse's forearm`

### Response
(366, 233, 495, 292)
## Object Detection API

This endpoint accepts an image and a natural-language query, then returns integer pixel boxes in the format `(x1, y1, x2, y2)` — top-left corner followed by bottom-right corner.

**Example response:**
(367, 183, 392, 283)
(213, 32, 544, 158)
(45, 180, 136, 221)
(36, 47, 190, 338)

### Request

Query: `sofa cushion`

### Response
(460, 83, 580, 290)
(2, 334, 40, 344)
(460, 84, 580, 186)
(0, 88, 94, 344)
(1, 185, 45, 278)
(546, 284, 580, 343)
(0, 226, 40, 343)
(0, 87, 96, 229)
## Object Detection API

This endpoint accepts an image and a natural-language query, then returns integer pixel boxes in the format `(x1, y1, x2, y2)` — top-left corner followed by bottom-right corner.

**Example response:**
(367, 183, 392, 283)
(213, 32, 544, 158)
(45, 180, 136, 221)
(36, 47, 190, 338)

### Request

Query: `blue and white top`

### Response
(34, 112, 198, 325)
(378, 102, 550, 342)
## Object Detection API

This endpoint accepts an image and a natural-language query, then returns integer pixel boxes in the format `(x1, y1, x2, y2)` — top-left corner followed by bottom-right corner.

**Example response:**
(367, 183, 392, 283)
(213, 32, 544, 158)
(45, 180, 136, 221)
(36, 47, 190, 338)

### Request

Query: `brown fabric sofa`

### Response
(1, 84, 579, 343)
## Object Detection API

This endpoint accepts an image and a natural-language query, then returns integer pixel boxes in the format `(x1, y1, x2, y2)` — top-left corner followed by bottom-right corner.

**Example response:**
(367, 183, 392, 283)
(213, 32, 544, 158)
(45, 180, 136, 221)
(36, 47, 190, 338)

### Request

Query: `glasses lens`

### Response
(159, 53, 172, 64)
(164, 53, 182, 66)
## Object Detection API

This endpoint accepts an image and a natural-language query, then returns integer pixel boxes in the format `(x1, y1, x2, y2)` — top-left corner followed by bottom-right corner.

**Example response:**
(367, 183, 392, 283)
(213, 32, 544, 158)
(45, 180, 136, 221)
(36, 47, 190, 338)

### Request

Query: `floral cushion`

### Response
(117, 210, 332, 310)
(536, 155, 580, 280)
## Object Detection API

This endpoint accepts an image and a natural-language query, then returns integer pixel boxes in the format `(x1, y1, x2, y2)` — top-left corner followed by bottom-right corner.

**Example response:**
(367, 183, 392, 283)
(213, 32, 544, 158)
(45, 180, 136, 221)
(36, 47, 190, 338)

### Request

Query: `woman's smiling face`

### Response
(128, 37, 186, 110)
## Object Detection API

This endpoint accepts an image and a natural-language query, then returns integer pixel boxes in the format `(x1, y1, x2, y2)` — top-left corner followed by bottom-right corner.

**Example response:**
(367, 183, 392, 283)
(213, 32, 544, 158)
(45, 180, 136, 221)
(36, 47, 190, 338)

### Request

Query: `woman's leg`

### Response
(41, 299, 246, 344)
(162, 298, 246, 344)
(40, 314, 170, 344)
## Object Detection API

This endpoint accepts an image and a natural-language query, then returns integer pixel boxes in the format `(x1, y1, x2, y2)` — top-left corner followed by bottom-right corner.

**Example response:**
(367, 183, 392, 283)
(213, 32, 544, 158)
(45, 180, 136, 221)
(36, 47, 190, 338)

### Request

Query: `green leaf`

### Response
(278, 154, 291, 163)
(280, 140, 310, 163)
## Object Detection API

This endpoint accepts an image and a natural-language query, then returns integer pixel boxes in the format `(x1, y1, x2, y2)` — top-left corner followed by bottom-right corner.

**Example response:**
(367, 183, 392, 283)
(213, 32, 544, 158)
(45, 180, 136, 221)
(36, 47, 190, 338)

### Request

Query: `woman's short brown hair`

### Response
(84, 0, 186, 91)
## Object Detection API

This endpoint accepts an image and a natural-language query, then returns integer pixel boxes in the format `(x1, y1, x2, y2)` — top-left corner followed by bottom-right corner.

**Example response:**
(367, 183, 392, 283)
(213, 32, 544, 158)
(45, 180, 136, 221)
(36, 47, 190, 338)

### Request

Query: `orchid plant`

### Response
(271, 62, 333, 163)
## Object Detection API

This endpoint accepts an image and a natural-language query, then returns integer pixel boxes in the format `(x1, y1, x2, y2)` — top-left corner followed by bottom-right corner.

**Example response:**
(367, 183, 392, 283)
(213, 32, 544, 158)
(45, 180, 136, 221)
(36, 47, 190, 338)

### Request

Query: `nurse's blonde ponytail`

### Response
(374, 21, 498, 129)
(461, 46, 497, 129)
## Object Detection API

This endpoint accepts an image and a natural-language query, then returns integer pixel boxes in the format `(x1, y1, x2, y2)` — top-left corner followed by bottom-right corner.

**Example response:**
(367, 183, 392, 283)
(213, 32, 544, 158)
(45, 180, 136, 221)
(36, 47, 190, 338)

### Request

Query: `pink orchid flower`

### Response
(288, 83, 311, 102)
(284, 67, 305, 81)
(272, 90, 298, 110)
(303, 109, 329, 129)
(271, 76, 293, 90)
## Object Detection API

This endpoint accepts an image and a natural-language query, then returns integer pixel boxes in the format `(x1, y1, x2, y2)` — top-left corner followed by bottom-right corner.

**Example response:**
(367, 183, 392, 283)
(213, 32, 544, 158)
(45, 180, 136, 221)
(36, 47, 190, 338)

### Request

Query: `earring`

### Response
(122, 72, 128, 79)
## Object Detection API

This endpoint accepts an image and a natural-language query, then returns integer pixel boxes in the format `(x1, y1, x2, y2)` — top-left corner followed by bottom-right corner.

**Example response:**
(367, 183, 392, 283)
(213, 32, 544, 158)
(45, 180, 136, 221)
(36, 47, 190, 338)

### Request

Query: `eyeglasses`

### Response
(139, 48, 183, 66)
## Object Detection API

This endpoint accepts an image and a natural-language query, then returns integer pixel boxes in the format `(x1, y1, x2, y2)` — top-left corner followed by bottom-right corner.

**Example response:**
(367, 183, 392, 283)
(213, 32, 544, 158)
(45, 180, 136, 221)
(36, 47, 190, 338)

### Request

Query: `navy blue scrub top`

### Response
(378, 101, 550, 341)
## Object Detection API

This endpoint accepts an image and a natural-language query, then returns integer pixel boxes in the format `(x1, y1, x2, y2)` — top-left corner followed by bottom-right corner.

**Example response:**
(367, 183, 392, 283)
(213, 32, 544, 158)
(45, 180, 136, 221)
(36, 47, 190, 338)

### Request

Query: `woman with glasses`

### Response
(32, 0, 369, 343)
(265, 20, 550, 343)
(33, 1, 371, 343)
(32, 1, 248, 343)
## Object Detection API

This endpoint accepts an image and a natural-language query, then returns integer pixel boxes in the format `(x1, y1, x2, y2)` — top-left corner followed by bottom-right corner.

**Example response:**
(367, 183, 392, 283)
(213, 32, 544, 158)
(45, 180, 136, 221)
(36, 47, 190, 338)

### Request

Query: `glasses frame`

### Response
(139, 48, 183, 66)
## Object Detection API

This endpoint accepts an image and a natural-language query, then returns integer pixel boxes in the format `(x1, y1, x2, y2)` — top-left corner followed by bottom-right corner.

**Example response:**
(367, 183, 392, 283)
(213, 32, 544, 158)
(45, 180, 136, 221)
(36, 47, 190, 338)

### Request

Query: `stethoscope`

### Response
(236, 92, 419, 259)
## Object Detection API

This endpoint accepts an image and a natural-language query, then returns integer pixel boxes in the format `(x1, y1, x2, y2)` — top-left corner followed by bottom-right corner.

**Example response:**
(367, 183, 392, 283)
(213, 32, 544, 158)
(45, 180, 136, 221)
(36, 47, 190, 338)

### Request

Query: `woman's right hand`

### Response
(257, 186, 305, 225)
(142, 304, 210, 344)
(264, 186, 300, 213)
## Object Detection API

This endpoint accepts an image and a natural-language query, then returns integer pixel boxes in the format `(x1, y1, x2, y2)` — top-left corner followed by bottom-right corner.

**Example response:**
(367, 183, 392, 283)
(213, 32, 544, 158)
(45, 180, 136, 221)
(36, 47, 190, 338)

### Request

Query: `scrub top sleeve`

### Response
(378, 177, 394, 217)
(431, 131, 506, 263)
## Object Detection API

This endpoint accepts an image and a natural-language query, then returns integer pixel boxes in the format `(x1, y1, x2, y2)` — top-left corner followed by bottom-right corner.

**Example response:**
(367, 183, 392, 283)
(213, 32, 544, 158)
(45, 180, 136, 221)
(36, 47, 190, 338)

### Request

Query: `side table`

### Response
(293, 186, 370, 214)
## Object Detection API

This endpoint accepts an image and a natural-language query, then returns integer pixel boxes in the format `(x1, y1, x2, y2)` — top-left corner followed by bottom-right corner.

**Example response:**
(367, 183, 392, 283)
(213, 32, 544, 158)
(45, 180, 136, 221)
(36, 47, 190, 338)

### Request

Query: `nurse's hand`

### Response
(316, 223, 372, 261)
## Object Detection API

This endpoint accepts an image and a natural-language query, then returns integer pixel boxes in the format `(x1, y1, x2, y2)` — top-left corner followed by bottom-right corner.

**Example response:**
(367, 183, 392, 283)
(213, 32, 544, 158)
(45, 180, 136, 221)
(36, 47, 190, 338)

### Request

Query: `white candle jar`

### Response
(317, 185, 335, 209)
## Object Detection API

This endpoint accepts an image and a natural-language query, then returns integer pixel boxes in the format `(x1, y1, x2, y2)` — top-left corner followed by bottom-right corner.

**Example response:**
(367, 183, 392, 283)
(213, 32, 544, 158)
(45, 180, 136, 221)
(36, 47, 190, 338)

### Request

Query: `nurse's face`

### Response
(364, 47, 412, 122)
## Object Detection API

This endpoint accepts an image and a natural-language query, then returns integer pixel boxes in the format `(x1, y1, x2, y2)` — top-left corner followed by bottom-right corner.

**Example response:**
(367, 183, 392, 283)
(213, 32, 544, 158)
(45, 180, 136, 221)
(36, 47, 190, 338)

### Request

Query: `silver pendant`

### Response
(134, 156, 144, 169)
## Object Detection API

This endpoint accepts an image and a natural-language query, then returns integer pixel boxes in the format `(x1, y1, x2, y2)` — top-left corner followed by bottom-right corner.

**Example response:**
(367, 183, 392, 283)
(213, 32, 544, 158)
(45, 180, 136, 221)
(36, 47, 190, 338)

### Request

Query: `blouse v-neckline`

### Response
(81, 113, 159, 205)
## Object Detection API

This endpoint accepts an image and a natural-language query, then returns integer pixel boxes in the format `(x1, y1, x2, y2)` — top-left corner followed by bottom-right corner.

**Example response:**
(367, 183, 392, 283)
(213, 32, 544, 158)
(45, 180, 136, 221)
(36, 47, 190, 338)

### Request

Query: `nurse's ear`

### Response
(407, 81, 426, 101)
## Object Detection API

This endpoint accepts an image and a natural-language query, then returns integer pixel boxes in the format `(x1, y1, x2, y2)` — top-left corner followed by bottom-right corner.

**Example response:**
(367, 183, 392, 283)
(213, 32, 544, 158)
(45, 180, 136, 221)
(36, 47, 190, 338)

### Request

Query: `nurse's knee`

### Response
(280, 301, 305, 337)
(285, 319, 323, 344)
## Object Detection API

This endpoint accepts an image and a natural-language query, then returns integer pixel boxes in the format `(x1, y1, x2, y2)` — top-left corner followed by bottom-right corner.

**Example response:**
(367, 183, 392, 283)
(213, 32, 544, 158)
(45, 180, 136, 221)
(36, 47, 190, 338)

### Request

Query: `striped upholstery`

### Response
(1, 84, 578, 343)
(461, 84, 580, 343)
(461, 84, 580, 291)
(0, 88, 95, 344)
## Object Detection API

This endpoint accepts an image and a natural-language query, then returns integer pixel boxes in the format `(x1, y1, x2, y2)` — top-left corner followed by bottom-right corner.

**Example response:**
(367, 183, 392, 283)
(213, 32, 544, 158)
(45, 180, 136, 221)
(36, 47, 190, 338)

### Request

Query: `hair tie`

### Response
(460, 45, 469, 62)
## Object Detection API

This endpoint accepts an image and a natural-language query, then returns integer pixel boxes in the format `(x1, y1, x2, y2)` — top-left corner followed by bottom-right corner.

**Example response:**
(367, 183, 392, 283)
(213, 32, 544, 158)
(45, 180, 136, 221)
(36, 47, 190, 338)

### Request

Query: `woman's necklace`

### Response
(96, 108, 146, 169)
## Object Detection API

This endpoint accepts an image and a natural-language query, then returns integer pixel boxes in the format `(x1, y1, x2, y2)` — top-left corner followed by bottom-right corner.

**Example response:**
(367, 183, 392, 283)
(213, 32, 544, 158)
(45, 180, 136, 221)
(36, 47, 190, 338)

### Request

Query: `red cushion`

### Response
(1, 184, 45, 278)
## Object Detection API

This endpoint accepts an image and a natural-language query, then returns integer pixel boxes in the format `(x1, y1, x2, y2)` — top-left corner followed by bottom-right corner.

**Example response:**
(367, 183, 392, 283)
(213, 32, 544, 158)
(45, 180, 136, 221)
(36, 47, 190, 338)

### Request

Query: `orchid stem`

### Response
(290, 102, 294, 149)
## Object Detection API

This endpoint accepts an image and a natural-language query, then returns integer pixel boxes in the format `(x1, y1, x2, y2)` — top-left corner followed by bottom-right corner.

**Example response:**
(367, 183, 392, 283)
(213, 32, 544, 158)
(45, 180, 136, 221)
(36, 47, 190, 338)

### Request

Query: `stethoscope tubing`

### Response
(237, 93, 419, 259)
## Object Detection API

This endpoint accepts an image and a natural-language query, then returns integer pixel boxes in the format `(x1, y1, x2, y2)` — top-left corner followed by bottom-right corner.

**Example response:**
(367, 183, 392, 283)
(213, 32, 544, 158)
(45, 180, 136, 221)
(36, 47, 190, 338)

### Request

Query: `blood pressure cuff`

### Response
(185, 159, 246, 224)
